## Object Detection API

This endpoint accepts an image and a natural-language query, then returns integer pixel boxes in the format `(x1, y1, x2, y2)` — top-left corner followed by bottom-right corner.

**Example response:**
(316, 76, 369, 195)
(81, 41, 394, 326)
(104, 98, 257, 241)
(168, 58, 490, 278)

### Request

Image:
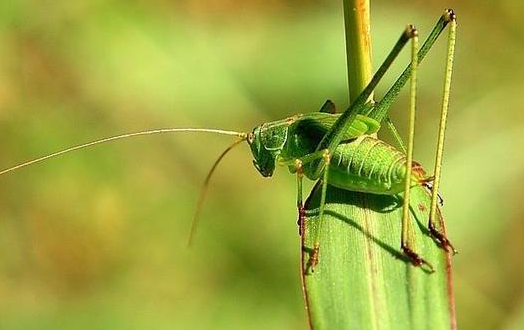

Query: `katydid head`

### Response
(247, 123, 288, 178)
(247, 126, 275, 177)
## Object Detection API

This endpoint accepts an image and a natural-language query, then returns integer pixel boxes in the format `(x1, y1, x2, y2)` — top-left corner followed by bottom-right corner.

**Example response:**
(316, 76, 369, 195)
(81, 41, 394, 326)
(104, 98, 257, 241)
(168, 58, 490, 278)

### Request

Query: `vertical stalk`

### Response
(343, 0, 373, 103)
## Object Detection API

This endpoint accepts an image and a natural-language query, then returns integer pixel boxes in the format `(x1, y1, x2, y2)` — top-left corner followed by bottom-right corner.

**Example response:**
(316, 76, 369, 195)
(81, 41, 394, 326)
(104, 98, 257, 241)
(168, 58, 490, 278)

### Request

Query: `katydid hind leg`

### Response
(427, 13, 458, 255)
(399, 25, 434, 272)
(428, 206, 457, 255)
(311, 23, 422, 179)
(371, 9, 457, 122)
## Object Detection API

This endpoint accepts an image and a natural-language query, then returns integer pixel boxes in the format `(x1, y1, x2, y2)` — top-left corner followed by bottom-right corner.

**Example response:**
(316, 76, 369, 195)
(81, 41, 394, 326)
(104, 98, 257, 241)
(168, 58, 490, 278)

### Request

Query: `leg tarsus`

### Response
(402, 245, 435, 273)
(307, 151, 331, 274)
(428, 222, 458, 255)
(308, 242, 320, 273)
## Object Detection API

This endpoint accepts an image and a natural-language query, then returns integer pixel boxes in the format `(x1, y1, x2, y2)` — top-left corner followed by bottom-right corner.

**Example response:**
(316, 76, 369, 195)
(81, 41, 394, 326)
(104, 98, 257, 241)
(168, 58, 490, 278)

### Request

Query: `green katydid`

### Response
(0, 9, 457, 273)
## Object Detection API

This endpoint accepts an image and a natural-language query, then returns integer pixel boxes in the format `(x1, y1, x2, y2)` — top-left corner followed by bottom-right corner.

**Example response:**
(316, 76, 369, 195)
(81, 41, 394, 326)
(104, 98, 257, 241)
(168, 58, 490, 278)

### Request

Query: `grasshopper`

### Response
(0, 10, 457, 272)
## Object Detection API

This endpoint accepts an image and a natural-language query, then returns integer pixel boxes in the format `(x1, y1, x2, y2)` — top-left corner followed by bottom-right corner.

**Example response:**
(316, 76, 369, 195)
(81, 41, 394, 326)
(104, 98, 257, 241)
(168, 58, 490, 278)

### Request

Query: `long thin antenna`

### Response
(187, 137, 245, 246)
(0, 128, 247, 176)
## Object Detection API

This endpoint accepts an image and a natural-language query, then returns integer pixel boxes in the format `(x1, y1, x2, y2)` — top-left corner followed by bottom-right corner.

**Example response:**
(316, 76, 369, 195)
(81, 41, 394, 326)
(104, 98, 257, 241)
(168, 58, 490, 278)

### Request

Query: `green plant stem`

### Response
(343, 0, 373, 102)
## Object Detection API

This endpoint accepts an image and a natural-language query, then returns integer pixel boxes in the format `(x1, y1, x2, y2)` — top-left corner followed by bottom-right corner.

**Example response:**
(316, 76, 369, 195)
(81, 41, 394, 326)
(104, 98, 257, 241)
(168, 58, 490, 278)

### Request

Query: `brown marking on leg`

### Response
(429, 222, 458, 255)
(297, 204, 305, 236)
(301, 181, 321, 276)
(426, 194, 457, 255)
(402, 245, 435, 273)
(308, 242, 320, 273)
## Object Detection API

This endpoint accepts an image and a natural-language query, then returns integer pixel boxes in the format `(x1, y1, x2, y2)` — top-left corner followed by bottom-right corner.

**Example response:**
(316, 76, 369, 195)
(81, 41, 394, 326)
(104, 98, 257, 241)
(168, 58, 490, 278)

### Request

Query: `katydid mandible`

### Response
(0, 9, 457, 273)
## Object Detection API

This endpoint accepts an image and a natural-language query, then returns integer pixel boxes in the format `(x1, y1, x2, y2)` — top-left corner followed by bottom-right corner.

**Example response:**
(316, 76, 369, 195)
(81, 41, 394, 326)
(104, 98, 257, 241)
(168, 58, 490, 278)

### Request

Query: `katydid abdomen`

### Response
(281, 123, 427, 196)
(317, 136, 426, 195)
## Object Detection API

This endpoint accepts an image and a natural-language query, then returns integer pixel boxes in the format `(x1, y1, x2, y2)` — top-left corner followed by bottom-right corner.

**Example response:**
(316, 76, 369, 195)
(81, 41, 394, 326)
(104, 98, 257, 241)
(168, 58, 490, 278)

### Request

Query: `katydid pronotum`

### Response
(0, 9, 457, 273)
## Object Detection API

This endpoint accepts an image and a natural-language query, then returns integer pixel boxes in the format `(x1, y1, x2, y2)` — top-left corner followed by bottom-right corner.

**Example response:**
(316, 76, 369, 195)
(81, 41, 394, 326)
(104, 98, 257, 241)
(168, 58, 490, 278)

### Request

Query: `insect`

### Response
(0, 9, 457, 273)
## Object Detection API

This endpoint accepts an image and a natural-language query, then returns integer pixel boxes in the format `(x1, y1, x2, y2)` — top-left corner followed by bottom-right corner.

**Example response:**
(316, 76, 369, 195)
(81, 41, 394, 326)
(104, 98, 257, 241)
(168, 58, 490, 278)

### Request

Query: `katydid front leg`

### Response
(280, 149, 330, 273)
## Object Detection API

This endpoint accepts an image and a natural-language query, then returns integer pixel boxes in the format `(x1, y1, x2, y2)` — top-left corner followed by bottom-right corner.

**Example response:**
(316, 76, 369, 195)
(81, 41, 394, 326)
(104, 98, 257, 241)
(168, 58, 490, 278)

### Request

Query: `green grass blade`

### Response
(301, 186, 456, 330)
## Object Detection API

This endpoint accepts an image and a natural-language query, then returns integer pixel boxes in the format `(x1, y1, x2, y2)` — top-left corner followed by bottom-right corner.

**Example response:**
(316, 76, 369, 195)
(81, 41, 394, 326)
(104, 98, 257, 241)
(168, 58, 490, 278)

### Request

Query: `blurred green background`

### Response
(1, 1, 523, 329)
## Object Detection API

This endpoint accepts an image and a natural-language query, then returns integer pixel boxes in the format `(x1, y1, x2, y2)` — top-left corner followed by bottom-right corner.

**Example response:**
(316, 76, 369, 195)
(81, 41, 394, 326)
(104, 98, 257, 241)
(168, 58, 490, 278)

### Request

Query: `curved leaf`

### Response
(301, 185, 456, 330)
